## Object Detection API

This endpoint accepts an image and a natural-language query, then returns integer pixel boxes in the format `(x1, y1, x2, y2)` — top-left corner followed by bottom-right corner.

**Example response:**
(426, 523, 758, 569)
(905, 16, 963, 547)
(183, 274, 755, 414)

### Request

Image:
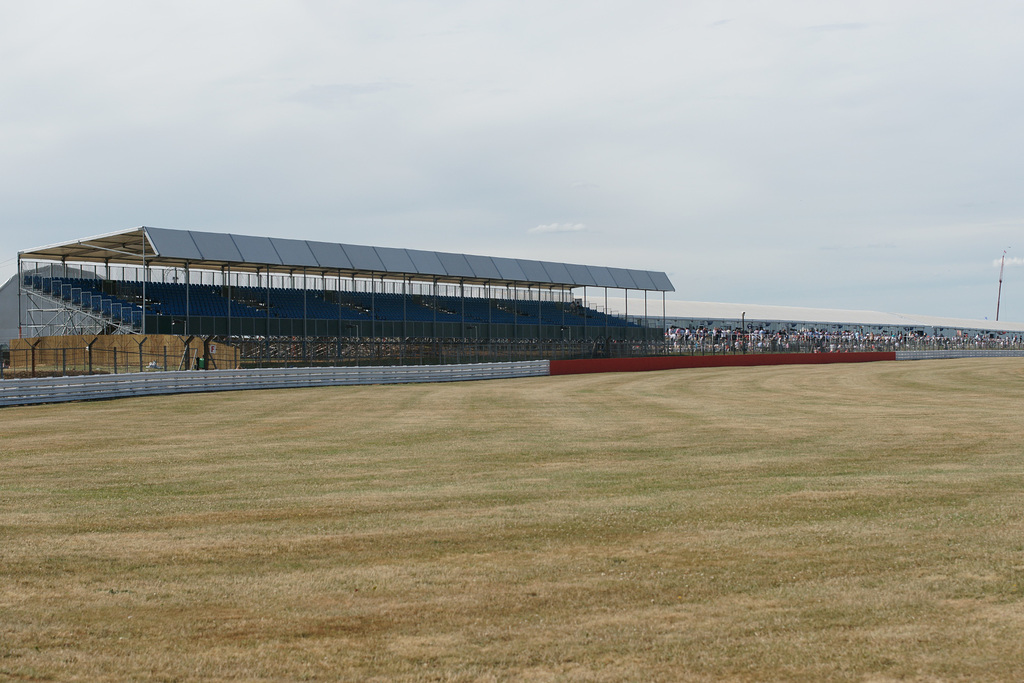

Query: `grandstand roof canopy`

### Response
(19, 226, 674, 292)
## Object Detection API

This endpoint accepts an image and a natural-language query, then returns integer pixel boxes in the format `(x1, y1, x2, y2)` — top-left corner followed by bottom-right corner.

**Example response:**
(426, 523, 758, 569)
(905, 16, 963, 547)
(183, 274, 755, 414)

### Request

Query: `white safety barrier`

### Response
(0, 361, 551, 407)
(896, 350, 1024, 361)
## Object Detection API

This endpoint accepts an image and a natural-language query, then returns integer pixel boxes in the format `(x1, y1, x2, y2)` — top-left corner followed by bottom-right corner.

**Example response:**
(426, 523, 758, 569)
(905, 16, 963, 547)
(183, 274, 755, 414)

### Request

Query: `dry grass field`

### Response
(3, 358, 1024, 681)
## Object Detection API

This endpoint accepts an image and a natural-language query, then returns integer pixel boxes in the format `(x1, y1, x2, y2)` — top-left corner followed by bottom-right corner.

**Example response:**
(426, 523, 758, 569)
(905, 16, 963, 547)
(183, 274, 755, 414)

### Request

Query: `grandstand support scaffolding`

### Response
(20, 286, 137, 337)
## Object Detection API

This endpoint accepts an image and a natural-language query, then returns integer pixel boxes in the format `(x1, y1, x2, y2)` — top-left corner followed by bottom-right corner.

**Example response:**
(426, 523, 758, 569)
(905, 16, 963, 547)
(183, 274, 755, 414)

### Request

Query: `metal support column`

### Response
(537, 285, 542, 340)
(264, 268, 271, 345)
(301, 268, 308, 363)
(582, 286, 587, 340)
(225, 265, 231, 345)
(604, 287, 608, 340)
(141, 232, 146, 334)
(644, 289, 648, 337)
(560, 286, 565, 331)
(336, 270, 343, 355)
(185, 261, 191, 335)
(513, 283, 518, 340)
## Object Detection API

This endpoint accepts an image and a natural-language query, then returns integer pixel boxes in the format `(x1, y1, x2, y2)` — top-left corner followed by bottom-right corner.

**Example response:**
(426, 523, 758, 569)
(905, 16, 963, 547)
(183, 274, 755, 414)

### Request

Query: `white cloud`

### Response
(805, 22, 874, 31)
(3, 2, 1024, 320)
(286, 82, 405, 108)
(529, 223, 587, 234)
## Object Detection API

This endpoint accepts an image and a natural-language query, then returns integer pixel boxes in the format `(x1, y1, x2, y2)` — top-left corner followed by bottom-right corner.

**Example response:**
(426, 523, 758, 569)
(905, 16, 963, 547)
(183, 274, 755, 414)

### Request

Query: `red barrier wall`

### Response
(549, 352, 896, 376)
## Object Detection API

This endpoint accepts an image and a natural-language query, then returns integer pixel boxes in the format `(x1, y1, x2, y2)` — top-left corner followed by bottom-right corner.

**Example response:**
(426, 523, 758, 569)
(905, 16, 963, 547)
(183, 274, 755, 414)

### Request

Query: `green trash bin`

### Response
(198, 357, 205, 370)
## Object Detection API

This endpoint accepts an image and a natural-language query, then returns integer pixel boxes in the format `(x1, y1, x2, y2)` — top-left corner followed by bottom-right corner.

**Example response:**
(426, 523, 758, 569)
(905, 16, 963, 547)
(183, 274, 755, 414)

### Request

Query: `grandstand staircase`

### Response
(22, 277, 141, 336)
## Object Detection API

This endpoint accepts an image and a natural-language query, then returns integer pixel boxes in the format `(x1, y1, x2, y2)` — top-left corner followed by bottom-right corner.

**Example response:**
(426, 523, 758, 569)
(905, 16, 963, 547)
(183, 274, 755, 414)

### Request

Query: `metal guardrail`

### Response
(6, 349, 1022, 407)
(895, 350, 1024, 360)
(0, 361, 550, 407)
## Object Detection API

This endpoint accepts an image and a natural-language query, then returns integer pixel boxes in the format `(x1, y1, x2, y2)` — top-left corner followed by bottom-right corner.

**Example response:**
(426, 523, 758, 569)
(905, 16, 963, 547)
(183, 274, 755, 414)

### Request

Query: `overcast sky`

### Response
(2, 1, 1023, 320)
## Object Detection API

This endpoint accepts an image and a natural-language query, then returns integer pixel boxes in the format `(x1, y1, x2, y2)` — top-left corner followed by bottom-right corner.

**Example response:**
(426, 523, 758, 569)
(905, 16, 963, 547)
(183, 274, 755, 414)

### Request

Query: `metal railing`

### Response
(4, 343, 210, 377)
(5, 346, 1023, 406)
(7, 333, 1024, 381)
(0, 361, 550, 407)
(663, 334, 1024, 356)
(895, 349, 1024, 360)
(2, 338, 664, 379)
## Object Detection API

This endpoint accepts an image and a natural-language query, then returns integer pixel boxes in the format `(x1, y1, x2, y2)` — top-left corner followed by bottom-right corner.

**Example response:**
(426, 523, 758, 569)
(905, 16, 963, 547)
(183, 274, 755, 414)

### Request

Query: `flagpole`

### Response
(997, 248, 1008, 321)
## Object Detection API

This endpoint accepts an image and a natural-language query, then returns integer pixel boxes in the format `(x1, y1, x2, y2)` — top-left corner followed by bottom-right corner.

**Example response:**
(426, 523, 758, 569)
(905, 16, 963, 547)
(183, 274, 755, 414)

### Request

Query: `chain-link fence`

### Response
(3, 342, 239, 378)
(4, 331, 1024, 380)
(3, 336, 666, 378)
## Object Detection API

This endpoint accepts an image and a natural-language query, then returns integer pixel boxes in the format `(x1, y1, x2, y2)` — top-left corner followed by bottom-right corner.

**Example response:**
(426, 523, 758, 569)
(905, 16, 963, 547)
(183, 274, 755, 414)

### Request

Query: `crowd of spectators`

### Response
(664, 325, 1024, 354)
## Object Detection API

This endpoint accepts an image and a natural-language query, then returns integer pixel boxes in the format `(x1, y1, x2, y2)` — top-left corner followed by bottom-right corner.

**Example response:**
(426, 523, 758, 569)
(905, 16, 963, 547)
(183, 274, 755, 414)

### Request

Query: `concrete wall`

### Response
(549, 352, 897, 375)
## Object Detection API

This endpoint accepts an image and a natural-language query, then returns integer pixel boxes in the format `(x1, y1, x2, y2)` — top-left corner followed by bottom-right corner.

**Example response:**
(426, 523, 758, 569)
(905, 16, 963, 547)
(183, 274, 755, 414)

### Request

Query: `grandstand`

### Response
(7, 227, 674, 364)
(612, 297, 1024, 338)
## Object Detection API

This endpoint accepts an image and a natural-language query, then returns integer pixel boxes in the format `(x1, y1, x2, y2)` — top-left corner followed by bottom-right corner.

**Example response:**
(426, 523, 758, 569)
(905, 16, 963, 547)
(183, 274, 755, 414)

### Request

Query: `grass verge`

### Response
(3, 359, 1024, 681)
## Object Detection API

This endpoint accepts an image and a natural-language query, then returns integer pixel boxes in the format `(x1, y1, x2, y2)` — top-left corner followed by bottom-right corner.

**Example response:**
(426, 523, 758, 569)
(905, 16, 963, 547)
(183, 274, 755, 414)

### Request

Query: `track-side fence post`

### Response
(136, 337, 148, 373)
(87, 338, 96, 375)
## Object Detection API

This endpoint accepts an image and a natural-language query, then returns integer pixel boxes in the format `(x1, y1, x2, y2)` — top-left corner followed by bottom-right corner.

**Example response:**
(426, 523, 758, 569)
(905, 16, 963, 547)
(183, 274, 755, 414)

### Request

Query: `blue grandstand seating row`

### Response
(26, 276, 639, 328)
